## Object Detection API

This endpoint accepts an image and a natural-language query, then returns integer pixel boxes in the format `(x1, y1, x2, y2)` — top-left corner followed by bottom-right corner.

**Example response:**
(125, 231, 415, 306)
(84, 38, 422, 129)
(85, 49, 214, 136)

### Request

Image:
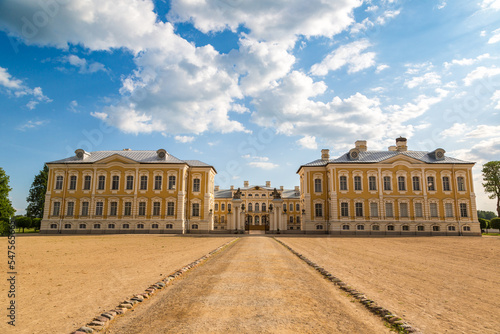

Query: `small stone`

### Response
(73, 331, 87, 334)
(94, 316, 109, 323)
(113, 308, 125, 315)
(119, 303, 133, 309)
(77, 327, 94, 334)
(88, 320, 105, 327)
(101, 313, 114, 320)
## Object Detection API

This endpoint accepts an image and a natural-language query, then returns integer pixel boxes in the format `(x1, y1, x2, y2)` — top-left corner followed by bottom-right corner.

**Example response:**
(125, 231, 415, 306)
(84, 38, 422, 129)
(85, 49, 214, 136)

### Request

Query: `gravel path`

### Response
(105, 237, 390, 333)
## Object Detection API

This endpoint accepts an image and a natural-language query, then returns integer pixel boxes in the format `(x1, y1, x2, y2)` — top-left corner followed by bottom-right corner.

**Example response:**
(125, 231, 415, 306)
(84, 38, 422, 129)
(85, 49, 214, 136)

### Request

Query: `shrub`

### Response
(479, 218, 489, 229)
(490, 217, 500, 230)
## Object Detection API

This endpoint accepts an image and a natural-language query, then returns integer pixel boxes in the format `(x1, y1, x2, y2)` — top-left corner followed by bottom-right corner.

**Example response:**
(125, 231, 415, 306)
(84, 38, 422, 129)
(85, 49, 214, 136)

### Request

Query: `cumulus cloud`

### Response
(440, 123, 470, 138)
(443, 54, 491, 68)
(0, 67, 51, 109)
(463, 66, 500, 86)
(491, 90, 500, 109)
(404, 72, 441, 89)
(167, 0, 363, 45)
(248, 161, 279, 170)
(297, 136, 318, 149)
(310, 39, 376, 76)
(174, 135, 195, 143)
(62, 55, 107, 74)
(17, 119, 49, 131)
(488, 28, 500, 44)
(481, 0, 500, 10)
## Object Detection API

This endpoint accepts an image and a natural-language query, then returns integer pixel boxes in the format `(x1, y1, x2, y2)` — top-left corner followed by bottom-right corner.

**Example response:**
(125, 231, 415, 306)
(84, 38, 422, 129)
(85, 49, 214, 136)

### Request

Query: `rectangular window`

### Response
(442, 176, 451, 191)
(370, 202, 378, 217)
(154, 175, 162, 190)
(314, 179, 322, 192)
(112, 175, 119, 190)
(296, 203, 300, 211)
(140, 176, 148, 190)
(315, 203, 323, 217)
(124, 202, 132, 216)
(110, 202, 117, 216)
(289, 216, 294, 223)
(412, 176, 420, 191)
(400, 203, 408, 217)
(228, 204, 231, 212)
(289, 203, 293, 212)
(55, 176, 63, 190)
(98, 175, 105, 190)
(398, 176, 406, 191)
(341, 202, 349, 217)
(418, 225, 425, 231)
(415, 203, 423, 217)
(192, 203, 200, 217)
(369, 176, 377, 191)
(53, 202, 60, 216)
(427, 176, 435, 191)
(67, 202, 74, 216)
(167, 202, 175, 216)
(402, 225, 409, 231)
(193, 178, 201, 192)
(83, 175, 91, 190)
(385, 202, 393, 217)
(215, 203, 219, 211)
(222, 203, 226, 211)
(168, 176, 176, 190)
(339, 176, 347, 191)
(355, 202, 363, 217)
(445, 203, 453, 217)
(138, 202, 146, 216)
(69, 176, 77, 190)
(457, 177, 465, 191)
(126, 175, 134, 190)
(354, 176, 362, 191)
(430, 203, 438, 217)
(262, 203, 267, 212)
(153, 202, 160, 216)
(95, 202, 103, 216)
(383, 176, 391, 191)
(81, 202, 89, 216)
(460, 203, 468, 217)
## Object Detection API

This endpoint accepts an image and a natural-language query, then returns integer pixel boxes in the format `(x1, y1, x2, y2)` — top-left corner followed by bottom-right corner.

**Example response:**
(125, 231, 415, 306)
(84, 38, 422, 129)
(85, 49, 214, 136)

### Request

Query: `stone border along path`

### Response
(273, 238, 422, 334)
(70, 238, 239, 334)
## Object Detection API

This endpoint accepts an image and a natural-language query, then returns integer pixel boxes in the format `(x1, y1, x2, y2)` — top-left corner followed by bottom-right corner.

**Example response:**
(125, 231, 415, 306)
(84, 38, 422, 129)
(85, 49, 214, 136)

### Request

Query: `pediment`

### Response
(95, 154, 138, 165)
(380, 154, 424, 165)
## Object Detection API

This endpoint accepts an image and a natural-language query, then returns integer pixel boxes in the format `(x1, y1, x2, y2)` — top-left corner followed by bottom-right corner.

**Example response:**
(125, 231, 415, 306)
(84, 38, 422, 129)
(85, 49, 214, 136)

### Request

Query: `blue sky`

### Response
(0, 0, 499, 214)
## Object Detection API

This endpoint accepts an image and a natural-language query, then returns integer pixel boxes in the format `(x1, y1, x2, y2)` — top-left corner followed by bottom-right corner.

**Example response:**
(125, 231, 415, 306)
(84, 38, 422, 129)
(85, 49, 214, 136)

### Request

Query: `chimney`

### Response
(244, 180, 249, 187)
(355, 140, 367, 152)
(266, 181, 271, 187)
(294, 186, 300, 192)
(280, 186, 284, 190)
(230, 185, 234, 190)
(321, 149, 330, 161)
(396, 137, 407, 151)
(215, 185, 220, 191)
(388, 146, 397, 151)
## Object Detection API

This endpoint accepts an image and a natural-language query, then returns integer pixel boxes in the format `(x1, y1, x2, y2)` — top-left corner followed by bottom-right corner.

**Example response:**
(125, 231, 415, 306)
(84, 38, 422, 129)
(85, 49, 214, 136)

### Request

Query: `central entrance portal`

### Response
(245, 215, 269, 232)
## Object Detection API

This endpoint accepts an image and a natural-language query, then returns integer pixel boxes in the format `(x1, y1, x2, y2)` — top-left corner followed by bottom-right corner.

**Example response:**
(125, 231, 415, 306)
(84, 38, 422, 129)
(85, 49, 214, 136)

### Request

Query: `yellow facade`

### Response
(298, 139, 480, 235)
(41, 149, 215, 234)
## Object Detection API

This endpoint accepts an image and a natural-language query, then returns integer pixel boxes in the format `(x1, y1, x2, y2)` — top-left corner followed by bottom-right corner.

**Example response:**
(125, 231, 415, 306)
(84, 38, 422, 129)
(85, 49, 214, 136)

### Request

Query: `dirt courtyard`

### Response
(278, 236, 500, 333)
(0, 235, 234, 334)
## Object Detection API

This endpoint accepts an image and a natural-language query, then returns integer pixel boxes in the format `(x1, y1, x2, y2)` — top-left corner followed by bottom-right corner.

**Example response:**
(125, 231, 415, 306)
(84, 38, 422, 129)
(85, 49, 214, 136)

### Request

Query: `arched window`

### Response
(50, 223, 57, 229)
(55, 176, 63, 190)
(64, 224, 71, 229)
(166, 224, 173, 229)
(248, 203, 252, 212)
(79, 224, 86, 229)
(93, 223, 101, 229)
(342, 224, 350, 230)
(191, 224, 199, 229)
(316, 225, 323, 230)
(357, 225, 364, 230)
(255, 203, 259, 212)
(152, 223, 159, 229)
(108, 223, 115, 229)
(137, 223, 145, 229)
(123, 223, 130, 229)
(262, 203, 266, 212)
(372, 225, 379, 231)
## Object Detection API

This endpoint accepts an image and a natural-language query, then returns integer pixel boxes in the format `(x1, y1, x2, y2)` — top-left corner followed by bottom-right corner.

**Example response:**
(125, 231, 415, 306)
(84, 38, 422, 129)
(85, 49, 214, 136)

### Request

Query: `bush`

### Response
(15, 216, 32, 232)
(479, 218, 489, 229)
(32, 218, 42, 231)
(490, 217, 500, 230)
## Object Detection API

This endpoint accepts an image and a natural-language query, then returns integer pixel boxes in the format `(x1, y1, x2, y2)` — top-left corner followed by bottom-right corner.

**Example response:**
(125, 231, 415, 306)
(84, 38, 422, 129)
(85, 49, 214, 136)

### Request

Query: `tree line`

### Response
(1, 161, 500, 235)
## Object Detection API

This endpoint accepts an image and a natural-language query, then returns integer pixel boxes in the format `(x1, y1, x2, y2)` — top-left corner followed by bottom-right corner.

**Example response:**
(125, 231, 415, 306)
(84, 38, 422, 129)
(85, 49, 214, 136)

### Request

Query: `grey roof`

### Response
(298, 150, 474, 171)
(214, 189, 233, 198)
(281, 189, 300, 199)
(47, 150, 214, 168)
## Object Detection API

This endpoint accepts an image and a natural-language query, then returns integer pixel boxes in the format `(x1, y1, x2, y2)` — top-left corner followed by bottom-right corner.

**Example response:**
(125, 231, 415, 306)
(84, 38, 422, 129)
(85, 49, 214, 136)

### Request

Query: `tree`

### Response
(478, 218, 489, 229)
(477, 210, 496, 220)
(15, 216, 32, 233)
(32, 218, 42, 231)
(490, 217, 500, 230)
(0, 168, 15, 235)
(26, 164, 48, 218)
(482, 161, 500, 217)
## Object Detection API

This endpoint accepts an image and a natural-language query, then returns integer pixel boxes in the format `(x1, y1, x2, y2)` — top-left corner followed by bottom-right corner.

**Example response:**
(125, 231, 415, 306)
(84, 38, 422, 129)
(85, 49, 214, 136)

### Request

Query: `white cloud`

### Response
(90, 111, 107, 120)
(174, 135, 195, 143)
(465, 125, 500, 138)
(387, 88, 449, 123)
(17, 119, 48, 131)
(248, 162, 279, 170)
(440, 123, 470, 138)
(350, 18, 374, 35)
(167, 0, 363, 45)
(0, 66, 23, 89)
(376, 64, 389, 73)
(404, 72, 441, 89)
(463, 66, 500, 86)
(63, 55, 107, 74)
(481, 0, 500, 10)
(375, 9, 401, 25)
(297, 136, 318, 149)
(405, 62, 433, 75)
(491, 90, 500, 109)
(242, 155, 270, 162)
(366, 5, 379, 12)
(444, 53, 491, 68)
(488, 28, 500, 44)
(437, 1, 447, 9)
(68, 100, 79, 113)
(0, 67, 51, 109)
(310, 39, 376, 76)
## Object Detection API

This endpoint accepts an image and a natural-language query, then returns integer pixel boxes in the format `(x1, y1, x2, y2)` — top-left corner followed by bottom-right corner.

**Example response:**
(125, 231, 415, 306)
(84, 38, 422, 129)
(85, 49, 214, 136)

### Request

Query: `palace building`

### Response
(41, 138, 481, 236)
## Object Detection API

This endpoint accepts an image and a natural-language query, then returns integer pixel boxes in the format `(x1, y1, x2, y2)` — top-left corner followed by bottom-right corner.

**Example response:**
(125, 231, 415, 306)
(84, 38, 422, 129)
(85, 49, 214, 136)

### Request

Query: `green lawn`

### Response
(482, 232, 500, 236)
(14, 228, 39, 234)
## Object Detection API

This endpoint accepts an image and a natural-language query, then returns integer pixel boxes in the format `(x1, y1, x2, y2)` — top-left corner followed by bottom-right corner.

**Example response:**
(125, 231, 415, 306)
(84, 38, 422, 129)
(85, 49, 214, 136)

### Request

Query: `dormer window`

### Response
(157, 149, 167, 160)
(75, 149, 90, 160)
(432, 148, 446, 161)
(349, 148, 360, 160)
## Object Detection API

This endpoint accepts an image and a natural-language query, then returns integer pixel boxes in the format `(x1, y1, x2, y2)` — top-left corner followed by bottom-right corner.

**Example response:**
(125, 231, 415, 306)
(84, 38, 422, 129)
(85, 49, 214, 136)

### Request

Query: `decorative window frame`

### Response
(192, 173, 202, 193)
(455, 171, 467, 193)
(153, 170, 164, 193)
(151, 197, 162, 217)
(338, 170, 349, 193)
(313, 199, 324, 219)
(383, 199, 395, 219)
(81, 170, 93, 192)
(107, 197, 119, 216)
(167, 170, 177, 192)
(53, 170, 65, 193)
(443, 199, 455, 220)
(65, 198, 76, 217)
(313, 173, 324, 194)
(410, 171, 422, 194)
(165, 197, 176, 217)
(110, 170, 121, 193)
(122, 197, 134, 216)
(458, 199, 470, 220)
(396, 170, 408, 194)
(367, 170, 378, 194)
(124, 170, 135, 193)
(440, 171, 453, 194)
(138, 170, 149, 192)
(67, 171, 78, 193)
(413, 200, 424, 218)
(425, 171, 437, 194)
(339, 199, 350, 220)
(368, 199, 379, 219)
(96, 170, 107, 193)
(353, 170, 363, 194)
(428, 199, 440, 220)
(398, 198, 410, 220)
(137, 197, 148, 216)
(191, 198, 202, 219)
(381, 171, 393, 194)
(354, 199, 364, 220)
(80, 197, 91, 216)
